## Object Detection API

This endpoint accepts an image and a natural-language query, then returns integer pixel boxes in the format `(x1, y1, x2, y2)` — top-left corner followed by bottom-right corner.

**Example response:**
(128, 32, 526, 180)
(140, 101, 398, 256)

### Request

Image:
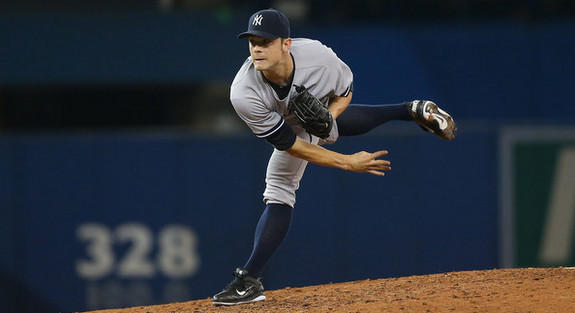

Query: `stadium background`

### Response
(1, 1, 574, 312)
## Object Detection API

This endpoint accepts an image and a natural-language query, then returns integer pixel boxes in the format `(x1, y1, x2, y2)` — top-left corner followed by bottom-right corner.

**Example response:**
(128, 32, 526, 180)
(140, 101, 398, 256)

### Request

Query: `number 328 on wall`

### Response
(76, 223, 200, 280)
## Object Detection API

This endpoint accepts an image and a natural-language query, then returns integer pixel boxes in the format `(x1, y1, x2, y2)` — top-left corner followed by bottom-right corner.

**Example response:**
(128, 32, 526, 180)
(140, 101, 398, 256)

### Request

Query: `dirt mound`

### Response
(84, 267, 575, 313)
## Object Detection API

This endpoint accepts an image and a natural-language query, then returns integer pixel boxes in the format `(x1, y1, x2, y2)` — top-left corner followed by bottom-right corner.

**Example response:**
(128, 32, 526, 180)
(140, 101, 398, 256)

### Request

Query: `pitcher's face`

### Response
(248, 36, 290, 72)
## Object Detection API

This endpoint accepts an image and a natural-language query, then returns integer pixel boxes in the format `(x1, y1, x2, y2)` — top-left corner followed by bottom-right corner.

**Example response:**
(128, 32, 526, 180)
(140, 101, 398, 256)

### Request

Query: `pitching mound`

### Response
(84, 267, 574, 313)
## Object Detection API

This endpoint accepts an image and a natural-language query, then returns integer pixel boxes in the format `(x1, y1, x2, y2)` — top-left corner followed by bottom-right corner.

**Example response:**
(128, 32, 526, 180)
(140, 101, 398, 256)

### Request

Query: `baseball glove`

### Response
(289, 85, 333, 139)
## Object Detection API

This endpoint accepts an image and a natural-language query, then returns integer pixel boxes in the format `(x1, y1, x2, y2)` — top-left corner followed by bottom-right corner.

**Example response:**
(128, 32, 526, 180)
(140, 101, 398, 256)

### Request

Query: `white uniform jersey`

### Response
(230, 38, 354, 207)
(230, 38, 353, 140)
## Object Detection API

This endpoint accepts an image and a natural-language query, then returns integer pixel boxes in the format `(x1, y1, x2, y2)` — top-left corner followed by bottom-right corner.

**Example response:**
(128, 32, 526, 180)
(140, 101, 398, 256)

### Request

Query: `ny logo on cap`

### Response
(253, 14, 263, 26)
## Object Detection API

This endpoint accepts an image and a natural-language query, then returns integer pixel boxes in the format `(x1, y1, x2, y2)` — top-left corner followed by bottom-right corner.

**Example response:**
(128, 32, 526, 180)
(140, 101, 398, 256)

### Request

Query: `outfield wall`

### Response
(0, 127, 499, 312)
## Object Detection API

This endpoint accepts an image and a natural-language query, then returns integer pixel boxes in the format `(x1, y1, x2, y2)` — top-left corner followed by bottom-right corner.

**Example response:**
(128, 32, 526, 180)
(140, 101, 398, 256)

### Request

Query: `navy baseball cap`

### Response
(237, 9, 290, 39)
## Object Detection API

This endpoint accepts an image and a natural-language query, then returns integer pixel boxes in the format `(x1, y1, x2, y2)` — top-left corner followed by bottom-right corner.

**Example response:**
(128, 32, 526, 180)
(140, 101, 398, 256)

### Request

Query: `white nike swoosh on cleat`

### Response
(236, 286, 254, 296)
(432, 114, 448, 130)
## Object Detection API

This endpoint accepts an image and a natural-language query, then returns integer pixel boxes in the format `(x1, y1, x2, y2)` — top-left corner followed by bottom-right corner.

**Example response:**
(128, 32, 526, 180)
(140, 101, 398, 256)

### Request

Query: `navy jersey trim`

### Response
(340, 81, 353, 97)
(256, 119, 285, 138)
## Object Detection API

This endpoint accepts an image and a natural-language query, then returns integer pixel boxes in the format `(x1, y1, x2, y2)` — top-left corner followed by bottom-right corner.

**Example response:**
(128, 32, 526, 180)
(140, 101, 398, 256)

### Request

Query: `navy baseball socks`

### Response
(212, 203, 293, 305)
(337, 101, 456, 140)
(337, 103, 411, 136)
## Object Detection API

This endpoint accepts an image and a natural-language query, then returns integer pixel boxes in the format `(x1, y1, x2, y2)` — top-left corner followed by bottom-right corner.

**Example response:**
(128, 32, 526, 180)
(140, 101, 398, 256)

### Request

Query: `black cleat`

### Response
(212, 268, 266, 306)
(405, 100, 457, 140)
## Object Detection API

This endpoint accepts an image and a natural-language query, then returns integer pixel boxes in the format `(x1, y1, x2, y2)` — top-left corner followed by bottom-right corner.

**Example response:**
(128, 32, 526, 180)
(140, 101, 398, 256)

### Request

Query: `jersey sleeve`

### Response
(327, 48, 354, 98)
(231, 90, 296, 150)
(231, 89, 281, 136)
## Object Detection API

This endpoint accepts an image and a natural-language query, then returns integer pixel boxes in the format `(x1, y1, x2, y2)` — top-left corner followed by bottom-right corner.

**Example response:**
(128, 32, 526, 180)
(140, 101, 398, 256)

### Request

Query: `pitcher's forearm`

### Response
(286, 137, 391, 176)
(287, 137, 350, 170)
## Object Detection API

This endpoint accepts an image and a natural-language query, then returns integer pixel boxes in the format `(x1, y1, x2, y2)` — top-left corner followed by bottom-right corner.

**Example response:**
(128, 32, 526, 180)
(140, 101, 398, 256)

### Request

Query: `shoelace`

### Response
(226, 276, 248, 291)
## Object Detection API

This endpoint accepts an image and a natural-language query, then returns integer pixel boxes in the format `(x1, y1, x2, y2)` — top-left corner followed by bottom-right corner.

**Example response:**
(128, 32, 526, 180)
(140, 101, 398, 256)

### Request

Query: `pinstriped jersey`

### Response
(230, 38, 353, 139)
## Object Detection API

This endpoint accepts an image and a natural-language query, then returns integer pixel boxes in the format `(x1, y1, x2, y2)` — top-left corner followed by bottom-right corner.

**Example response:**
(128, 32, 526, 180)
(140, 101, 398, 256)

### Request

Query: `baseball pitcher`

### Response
(212, 8, 456, 306)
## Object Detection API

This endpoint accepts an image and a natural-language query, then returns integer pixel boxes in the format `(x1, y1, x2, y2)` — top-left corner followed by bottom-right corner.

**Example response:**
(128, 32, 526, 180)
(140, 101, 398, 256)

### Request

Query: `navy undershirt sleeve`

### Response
(262, 120, 297, 151)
